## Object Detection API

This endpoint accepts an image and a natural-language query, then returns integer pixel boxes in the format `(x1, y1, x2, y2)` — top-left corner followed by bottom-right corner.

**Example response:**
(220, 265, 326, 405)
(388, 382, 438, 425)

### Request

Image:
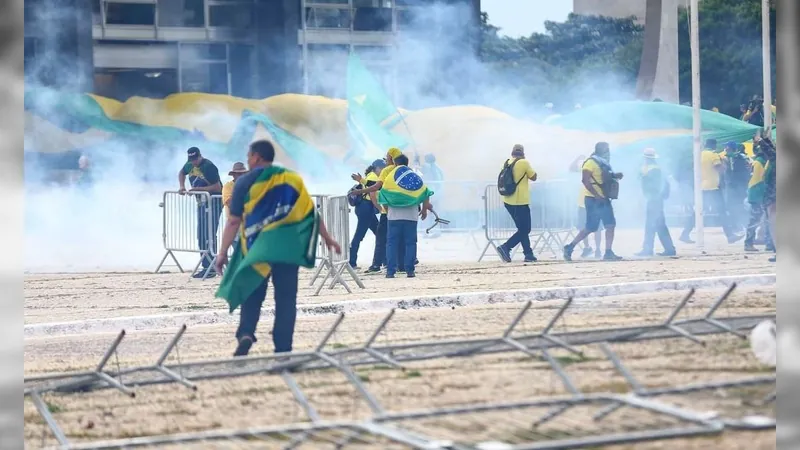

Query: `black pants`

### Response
(371, 214, 388, 268)
(350, 201, 378, 267)
(236, 264, 300, 353)
(681, 190, 735, 238)
(642, 199, 675, 254)
(197, 196, 223, 269)
(745, 202, 774, 248)
(502, 204, 533, 258)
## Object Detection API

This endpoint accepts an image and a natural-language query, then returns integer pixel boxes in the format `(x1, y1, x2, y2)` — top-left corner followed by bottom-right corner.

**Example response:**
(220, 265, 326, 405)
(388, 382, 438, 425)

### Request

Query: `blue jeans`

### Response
(349, 201, 379, 266)
(386, 220, 417, 276)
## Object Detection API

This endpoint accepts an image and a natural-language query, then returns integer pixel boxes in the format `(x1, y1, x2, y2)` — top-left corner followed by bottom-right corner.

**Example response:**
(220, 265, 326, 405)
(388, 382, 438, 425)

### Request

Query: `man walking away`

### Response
(214, 140, 341, 357)
(496, 144, 538, 263)
(351, 147, 403, 273)
(636, 149, 676, 257)
(699, 139, 743, 244)
(724, 141, 752, 231)
(178, 147, 223, 278)
(348, 159, 384, 268)
(378, 154, 433, 278)
(744, 143, 773, 252)
(563, 142, 624, 262)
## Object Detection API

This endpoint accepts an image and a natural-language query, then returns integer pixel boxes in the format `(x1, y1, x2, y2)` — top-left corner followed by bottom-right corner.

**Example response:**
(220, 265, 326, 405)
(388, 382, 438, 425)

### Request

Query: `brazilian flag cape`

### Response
(377, 165, 434, 208)
(215, 166, 318, 313)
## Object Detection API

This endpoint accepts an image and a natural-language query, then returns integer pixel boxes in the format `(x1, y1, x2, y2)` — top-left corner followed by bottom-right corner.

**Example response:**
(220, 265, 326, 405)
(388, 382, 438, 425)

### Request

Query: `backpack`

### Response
(497, 159, 523, 196)
(589, 156, 619, 200)
(346, 184, 363, 207)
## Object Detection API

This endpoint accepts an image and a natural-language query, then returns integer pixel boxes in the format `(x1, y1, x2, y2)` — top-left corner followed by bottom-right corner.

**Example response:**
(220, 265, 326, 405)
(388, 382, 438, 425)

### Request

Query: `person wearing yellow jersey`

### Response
(496, 144, 538, 263)
(635, 149, 676, 257)
(348, 159, 384, 268)
(569, 154, 602, 259)
(744, 146, 773, 252)
(693, 139, 742, 244)
(351, 147, 403, 272)
(221, 162, 249, 217)
(563, 142, 623, 261)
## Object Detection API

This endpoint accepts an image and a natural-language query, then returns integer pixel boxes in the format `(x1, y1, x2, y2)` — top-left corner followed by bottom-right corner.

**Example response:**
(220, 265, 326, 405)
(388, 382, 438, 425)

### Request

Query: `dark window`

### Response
(395, 0, 427, 6)
(305, 7, 351, 29)
(396, 8, 417, 30)
(180, 43, 227, 61)
(181, 63, 229, 94)
(157, 0, 204, 27)
(352, 7, 392, 31)
(209, 4, 254, 28)
(105, 3, 156, 26)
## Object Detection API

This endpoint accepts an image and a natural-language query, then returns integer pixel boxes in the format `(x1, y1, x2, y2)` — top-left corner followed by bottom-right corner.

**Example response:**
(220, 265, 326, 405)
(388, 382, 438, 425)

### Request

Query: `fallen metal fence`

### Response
(155, 191, 220, 279)
(24, 284, 775, 449)
(310, 194, 365, 296)
(480, 181, 579, 262)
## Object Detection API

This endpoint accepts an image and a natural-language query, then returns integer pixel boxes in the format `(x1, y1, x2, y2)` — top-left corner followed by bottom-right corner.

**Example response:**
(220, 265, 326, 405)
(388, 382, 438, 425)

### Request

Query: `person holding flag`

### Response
(377, 154, 434, 278)
(214, 140, 341, 357)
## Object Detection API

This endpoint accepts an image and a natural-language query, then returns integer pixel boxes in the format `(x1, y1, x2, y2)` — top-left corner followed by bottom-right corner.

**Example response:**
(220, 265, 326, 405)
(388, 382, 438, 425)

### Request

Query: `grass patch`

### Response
(330, 343, 348, 349)
(357, 372, 371, 382)
(553, 354, 590, 366)
(404, 370, 423, 378)
(46, 401, 63, 414)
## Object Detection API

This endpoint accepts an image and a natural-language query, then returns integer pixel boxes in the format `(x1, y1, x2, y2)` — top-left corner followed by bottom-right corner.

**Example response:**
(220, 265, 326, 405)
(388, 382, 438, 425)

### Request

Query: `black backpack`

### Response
(346, 184, 363, 207)
(497, 159, 523, 196)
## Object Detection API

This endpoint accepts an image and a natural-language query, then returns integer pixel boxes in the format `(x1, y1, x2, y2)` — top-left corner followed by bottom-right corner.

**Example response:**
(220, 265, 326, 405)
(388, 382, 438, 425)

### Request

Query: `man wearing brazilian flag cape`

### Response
(377, 153, 433, 278)
(214, 140, 341, 357)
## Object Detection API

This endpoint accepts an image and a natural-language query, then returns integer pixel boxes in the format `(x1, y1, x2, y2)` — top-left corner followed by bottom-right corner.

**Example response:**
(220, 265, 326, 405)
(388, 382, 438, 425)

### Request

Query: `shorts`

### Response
(577, 207, 604, 232)
(584, 197, 615, 232)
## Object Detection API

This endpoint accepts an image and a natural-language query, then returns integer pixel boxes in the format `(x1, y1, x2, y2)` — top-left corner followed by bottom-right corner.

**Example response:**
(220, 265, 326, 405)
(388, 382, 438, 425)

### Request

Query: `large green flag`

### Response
(215, 166, 318, 313)
(346, 53, 408, 160)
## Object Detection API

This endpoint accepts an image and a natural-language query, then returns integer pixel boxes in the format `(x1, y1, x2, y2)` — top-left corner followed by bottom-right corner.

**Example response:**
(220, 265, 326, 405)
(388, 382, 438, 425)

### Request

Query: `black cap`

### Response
(187, 147, 200, 161)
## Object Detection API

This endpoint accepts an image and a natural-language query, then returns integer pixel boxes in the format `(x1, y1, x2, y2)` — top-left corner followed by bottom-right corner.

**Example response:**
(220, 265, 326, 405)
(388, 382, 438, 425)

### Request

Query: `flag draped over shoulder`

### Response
(377, 165, 433, 208)
(215, 166, 318, 313)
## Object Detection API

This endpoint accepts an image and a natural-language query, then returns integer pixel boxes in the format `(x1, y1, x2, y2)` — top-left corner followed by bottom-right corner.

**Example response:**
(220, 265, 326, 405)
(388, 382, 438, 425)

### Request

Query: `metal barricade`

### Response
(155, 191, 217, 279)
(308, 195, 365, 296)
(479, 180, 579, 262)
(426, 180, 485, 249)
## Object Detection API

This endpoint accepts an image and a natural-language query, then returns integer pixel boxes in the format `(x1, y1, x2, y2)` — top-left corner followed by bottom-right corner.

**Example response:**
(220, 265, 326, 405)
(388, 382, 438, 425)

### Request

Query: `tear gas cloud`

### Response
(24, 1, 648, 272)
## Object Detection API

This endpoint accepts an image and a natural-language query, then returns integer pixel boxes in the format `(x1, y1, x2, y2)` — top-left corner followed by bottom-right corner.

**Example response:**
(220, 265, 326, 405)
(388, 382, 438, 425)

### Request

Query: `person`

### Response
(214, 140, 341, 357)
(222, 162, 248, 217)
(743, 95, 765, 127)
(636, 149, 676, 257)
(569, 154, 602, 258)
(351, 147, 403, 273)
(496, 144, 538, 263)
(744, 143, 774, 252)
(75, 153, 93, 189)
(757, 133, 777, 262)
(723, 141, 752, 231)
(178, 147, 224, 278)
(563, 142, 623, 262)
(378, 154, 433, 278)
(348, 159, 384, 268)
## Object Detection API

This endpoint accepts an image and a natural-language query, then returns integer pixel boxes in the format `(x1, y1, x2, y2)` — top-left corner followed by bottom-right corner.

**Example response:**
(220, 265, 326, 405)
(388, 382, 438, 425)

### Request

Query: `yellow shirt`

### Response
(361, 172, 379, 199)
(501, 158, 537, 206)
(700, 150, 722, 191)
(580, 158, 605, 199)
(221, 180, 235, 215)
(376, 165, 396, 214)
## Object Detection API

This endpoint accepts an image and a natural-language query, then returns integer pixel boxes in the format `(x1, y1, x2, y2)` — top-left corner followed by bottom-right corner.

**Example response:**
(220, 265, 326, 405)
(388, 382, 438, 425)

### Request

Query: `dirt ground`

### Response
(23, 230, 775, 325)
(24, 285, 776, 449)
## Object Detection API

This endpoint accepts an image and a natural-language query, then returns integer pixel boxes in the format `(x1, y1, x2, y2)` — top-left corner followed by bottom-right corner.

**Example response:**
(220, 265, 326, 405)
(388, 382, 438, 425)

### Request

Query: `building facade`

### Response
(24, 0, 481, 102)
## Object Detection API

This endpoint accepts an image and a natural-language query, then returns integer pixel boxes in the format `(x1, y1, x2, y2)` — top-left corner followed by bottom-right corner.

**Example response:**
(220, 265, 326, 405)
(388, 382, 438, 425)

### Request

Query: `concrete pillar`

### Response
(253, 0, 301, 98)
(635, 0, 680, 103)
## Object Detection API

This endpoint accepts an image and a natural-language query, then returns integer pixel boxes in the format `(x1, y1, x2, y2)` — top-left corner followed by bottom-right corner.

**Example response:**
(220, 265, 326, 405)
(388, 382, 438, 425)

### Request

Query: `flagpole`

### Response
(690, 0, 704, 248)
(762, 0, 772, 132)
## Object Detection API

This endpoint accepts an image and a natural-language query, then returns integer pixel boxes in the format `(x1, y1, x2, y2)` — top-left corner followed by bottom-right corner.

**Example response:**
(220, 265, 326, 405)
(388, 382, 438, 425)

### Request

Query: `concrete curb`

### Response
(25, 273, 776, 339)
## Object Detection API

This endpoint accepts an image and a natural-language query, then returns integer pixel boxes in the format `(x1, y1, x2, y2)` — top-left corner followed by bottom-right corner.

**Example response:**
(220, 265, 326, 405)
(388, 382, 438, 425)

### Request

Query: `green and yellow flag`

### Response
(377, 165, 433, 208)
(216, 166, 318, 313)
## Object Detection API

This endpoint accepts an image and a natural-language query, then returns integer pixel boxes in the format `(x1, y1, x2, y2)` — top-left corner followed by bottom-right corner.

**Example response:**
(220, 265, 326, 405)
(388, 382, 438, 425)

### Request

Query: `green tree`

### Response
(677, 0, 776, 116)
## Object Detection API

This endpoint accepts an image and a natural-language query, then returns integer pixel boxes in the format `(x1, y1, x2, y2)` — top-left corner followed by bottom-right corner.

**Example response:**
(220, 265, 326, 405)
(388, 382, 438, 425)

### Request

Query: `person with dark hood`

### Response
(348, 159, 384, 268)
(178, 147, 223, 278)
(723, 141, 752, 231)
(563, 142, 623, 261)
(635, 148, 676, 257)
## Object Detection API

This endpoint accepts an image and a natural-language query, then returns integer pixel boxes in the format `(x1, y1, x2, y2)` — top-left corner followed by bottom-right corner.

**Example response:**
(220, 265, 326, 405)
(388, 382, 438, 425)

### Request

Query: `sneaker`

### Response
(193, 269, 216, 279)
(234, 336, 254, 357)
(563, 244, 575, 262)
(406, 272, 416, 278)
(523, 255, 537, 263)
(496, 246, 512, 263)
(365, 266, 381, 273)
(414, 259, 419, 265)
(603, 250, 623, 261)
(679, 234, 695, 244)
(744, 245, 759, 252)
(727, 234, 744, 244)
(658, 250, 677, 257)
(580, 247, 593, 258)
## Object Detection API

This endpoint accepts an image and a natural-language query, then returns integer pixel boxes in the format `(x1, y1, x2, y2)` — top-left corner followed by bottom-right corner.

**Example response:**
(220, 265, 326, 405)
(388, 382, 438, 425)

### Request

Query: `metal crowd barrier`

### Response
(425, 180, 485, 248)
(155, 191, 219, 279)
(480, 180, 579, 262)
(309, 194, 365, 296)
